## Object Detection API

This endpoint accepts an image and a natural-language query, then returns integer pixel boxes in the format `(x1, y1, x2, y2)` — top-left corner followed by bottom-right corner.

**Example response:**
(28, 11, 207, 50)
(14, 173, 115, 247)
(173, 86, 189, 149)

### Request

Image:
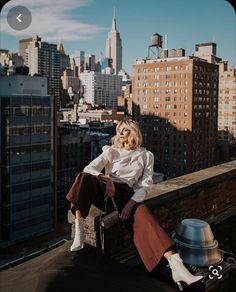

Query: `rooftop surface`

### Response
(0, 241, 178, 292)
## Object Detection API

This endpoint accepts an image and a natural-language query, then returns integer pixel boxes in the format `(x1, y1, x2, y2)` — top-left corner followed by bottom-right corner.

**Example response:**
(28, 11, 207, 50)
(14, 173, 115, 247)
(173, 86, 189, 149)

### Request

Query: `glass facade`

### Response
(0, 94, 54, 246)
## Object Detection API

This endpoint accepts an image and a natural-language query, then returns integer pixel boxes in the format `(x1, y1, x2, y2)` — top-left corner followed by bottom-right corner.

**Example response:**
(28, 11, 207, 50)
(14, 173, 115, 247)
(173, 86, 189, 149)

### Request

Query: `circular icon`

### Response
(7, 6, 32, 31)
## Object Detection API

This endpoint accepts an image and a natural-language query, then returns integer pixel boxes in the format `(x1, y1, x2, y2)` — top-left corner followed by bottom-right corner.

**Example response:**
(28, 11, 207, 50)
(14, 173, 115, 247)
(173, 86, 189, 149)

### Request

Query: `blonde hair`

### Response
(112, 119, 142, 150)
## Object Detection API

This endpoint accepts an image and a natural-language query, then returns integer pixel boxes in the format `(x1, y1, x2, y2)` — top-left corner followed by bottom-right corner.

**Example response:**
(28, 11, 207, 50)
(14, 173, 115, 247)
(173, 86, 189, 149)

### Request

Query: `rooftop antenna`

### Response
(112, 6, 117, 31)
(164, 34, 168, 50)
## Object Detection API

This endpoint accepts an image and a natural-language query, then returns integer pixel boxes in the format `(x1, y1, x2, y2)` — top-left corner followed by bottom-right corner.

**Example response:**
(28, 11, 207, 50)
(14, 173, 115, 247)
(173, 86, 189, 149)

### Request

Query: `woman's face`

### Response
(117, 125, 131, 144)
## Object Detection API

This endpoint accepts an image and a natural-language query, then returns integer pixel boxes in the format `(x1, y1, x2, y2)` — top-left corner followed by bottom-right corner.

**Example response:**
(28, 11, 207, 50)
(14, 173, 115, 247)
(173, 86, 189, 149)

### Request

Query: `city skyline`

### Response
(0, 0, 235, 74)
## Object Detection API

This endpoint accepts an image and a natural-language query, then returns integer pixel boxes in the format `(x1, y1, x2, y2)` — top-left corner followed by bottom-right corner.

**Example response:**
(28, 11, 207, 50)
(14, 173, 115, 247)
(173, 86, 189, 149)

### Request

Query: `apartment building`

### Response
(79, 71, 122, 109)
(132, 56, 219, 177)
(218, 65, 236, 143)
(26, 36, 60, 100)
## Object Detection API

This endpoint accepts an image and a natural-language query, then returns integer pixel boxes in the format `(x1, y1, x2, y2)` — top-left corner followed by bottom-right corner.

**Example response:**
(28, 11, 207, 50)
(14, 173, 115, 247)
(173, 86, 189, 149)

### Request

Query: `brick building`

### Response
(218, 65, 236, 143)
(132, 56, 219, 178)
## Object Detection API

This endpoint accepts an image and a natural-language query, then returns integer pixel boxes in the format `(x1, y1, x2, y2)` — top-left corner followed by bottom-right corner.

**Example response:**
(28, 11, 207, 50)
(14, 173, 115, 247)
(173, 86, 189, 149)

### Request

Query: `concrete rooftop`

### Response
(0, 241, 178, 292)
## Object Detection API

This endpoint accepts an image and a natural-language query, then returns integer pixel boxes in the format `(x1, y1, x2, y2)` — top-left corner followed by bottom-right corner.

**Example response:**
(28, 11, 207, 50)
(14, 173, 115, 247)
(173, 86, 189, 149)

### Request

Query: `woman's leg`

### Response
(70, 214, 86, 251)
(163, 249, 175, 260)
(66, 172, 105, 251)
(155, 235, 204, 290)
(75, 210, 82, 219)
(132, 204, 203, 289)
(166, 252, 203, 290)
(67, 172, 105, 219)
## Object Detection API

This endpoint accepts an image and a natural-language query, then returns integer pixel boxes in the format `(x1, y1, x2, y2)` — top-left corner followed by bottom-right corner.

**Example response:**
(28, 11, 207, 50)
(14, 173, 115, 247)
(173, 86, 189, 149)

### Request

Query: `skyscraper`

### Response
(105, 9, 122, 75)
(26, 36, 60, 99)
(57, 40, 70, 73)
(0, 75, 55, 247)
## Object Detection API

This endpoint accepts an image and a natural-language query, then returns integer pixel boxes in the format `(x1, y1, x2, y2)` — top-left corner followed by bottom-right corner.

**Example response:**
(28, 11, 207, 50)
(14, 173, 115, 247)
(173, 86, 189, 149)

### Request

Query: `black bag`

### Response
(100, 197, 120, 252)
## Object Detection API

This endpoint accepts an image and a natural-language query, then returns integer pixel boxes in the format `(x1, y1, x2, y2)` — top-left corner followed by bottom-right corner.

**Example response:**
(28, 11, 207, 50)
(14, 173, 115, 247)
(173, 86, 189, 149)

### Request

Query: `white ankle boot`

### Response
(168, 253, 203, 290)
(70, 218, 85, 252)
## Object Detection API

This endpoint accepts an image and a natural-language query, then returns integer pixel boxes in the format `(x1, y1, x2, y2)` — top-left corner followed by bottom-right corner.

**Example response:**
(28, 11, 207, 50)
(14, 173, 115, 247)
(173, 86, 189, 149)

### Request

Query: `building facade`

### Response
(105, 11, 122, 74)
(0, 75, 55, 247)
(79, 71, 122, 109)
(132, 56, 219, 178)
(19, 37, 33, 65)
(0, 50, 24, 68)
(26, 36, 61, 100)
(218, 65, 236, 143)
(194, 43, 222, 64)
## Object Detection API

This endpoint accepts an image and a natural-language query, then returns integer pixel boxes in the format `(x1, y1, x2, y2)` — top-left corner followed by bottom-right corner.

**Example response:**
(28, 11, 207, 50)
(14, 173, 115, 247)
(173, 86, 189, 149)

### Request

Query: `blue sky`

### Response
(0, 0, 235, 74)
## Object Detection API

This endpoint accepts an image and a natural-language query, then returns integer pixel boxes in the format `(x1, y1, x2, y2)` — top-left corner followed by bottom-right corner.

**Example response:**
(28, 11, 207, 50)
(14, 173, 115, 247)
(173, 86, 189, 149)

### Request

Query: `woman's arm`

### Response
(83, 146, 111, 176)
(131, 151, 154, 202)
(84, 146, 116, 197)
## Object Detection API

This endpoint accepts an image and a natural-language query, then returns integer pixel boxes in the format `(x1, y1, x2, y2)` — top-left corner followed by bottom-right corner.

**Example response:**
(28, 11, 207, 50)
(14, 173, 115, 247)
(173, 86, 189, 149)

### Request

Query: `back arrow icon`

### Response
(16, 14, 22, 23)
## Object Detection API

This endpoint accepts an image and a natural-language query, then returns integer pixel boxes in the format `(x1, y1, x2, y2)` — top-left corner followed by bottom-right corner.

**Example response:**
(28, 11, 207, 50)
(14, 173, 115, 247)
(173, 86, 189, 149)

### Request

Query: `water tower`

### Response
(148, 33, 163, 59)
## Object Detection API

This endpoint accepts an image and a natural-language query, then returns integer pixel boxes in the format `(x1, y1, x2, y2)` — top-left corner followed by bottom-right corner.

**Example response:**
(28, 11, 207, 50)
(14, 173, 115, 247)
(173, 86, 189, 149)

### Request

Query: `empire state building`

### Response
(105, 10, 122, 75)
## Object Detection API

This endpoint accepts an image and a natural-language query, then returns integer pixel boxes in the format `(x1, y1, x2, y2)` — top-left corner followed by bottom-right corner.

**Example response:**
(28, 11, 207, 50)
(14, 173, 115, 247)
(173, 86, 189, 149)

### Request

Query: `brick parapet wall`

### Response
(68, 160, 236, 249)
(145, 160, 236, 235)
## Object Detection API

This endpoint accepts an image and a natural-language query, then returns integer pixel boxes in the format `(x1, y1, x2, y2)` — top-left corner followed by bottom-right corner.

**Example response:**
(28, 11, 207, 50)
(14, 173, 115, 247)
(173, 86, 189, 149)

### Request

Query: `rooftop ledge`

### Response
(148, 160, 236, 199)
(145, 160, 236, 231)
(69, 160, 236, 250)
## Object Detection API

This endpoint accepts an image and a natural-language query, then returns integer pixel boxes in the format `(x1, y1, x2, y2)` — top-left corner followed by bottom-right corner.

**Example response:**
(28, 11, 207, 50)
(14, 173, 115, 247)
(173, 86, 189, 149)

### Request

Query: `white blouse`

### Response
(83, 145, 154, 203)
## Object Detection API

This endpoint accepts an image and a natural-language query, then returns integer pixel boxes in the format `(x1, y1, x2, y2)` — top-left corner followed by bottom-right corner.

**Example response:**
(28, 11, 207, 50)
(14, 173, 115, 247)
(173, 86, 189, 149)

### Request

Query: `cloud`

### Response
(1, 0, 106, 42)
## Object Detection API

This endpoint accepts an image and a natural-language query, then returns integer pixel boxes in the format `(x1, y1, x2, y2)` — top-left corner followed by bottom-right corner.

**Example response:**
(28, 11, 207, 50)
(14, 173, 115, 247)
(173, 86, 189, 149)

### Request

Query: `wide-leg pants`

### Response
(66, 172, 174, 271)
(66, 172, 138, 232)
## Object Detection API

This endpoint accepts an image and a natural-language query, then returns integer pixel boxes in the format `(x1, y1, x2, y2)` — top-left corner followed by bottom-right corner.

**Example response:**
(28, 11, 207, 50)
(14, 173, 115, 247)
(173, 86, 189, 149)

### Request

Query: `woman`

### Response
(66, 119, 202, 290)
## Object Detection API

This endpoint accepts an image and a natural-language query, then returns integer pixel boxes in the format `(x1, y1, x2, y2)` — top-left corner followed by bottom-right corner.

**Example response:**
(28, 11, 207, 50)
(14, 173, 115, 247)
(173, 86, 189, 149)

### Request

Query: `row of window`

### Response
(193, 104, 217, 109)
(194, 81, 216, 88)
(136, 88, 189, 95)
(2, 178, 51, 193)
(194, 65, 218, 74)
(194, 73, 218, 81)
(12, 106, 51, 117)
(151, 104, 188, 110)
(9, 125, 51, 136)
(137, 73, 189, 80)
(137, 65, 189, 73)
(12, 196, 52, 212)
(8, 143, 51, 155)
(11, 214, 52, 231)
(2, 161, 51, 175)
(1, 97, 51, 106)
(136, 81, 189, 87)
(194, 89, 217, 95)
(136, 65, 218, 74)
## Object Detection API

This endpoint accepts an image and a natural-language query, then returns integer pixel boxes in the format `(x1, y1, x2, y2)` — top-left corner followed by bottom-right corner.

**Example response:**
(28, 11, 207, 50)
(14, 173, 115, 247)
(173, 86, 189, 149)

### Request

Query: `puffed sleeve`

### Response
(83, 145, 112, 176)
(131, 150, 154, 202)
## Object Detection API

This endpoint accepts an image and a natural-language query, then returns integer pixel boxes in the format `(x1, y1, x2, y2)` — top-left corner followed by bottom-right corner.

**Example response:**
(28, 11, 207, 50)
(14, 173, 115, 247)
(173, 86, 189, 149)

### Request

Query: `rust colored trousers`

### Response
(66, 172, 174, 272)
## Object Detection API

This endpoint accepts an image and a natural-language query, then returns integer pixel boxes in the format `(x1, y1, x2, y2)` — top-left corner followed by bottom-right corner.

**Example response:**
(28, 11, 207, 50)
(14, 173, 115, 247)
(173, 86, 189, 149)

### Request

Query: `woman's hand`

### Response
(120, 200, 136, 221)
(99, 175, 115, 198)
